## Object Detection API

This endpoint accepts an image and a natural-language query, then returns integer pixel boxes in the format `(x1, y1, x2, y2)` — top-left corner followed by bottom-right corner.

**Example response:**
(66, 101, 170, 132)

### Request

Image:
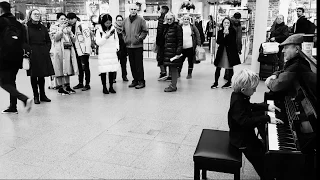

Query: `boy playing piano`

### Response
(228, 69, 283, 179)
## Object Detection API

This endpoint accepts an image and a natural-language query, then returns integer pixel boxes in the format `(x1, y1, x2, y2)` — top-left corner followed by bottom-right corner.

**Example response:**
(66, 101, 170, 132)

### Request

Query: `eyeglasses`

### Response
(130, 9, 137, 10)
(32, 13, 41, 16)
(166, 18, 173, 21)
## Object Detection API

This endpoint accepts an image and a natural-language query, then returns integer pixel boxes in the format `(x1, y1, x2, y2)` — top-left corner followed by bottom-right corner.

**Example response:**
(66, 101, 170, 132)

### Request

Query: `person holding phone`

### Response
(95, 14, 120, 94)
(49, 13, 79, 95)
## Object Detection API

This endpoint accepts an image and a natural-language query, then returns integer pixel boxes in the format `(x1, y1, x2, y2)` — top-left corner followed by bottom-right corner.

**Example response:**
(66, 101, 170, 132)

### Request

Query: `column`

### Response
(279, 0, 290, 24)
(251, 0, 269, 73)
(109, 0, 120, 18)
(241, 0, 248, 7)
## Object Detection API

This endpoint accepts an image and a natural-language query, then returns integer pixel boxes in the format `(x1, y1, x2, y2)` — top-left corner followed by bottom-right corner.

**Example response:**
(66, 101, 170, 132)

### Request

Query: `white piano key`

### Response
(267, 111, 275, 118)
(268, 123, 279, 151)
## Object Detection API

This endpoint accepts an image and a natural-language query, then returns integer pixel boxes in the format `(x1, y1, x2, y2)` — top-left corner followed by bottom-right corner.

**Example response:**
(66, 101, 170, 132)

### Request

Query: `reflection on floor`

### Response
(0, 55, 267, 179)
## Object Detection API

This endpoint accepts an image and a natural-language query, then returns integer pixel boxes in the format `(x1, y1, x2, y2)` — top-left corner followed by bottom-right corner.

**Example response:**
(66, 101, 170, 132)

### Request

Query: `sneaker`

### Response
(128, 81, 138, 88)
(221, 82, 232, 89)
(211, 82, 218, 89)
(58, 88, 70, 95)
(24, 98, 33, 113)
(82, 85, 91, 91)
(73, 84, 84, 89)
(158, 73, 167, 81)
(165, 76, 172, 81)
(135, 82, 145, 89)
(186, 74, 192, 79)
(164, 85, 177, 92)
(1, 108, 18, 114)
(66, 86, 76, 94)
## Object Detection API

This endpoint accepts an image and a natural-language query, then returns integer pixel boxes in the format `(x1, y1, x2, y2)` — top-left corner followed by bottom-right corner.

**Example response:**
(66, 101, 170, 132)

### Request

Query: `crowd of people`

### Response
(0, 1, 316, 180)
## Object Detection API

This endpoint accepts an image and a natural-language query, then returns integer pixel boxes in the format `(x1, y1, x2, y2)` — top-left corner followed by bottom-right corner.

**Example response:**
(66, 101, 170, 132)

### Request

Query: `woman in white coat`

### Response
(95, 14, 120, 94)
(50, 13, 79, 95)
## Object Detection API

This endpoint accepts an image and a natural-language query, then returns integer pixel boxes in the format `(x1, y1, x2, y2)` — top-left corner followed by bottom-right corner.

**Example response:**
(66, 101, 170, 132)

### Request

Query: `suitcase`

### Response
(259, 62, 277, 80)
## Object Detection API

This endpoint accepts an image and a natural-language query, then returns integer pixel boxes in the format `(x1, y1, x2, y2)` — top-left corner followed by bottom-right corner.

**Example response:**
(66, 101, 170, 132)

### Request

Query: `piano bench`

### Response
(193, 129, 242, 180)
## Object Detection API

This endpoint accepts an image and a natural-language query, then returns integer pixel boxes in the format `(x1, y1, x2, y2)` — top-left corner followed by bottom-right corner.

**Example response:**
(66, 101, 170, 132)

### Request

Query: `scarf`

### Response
(129, 14, 137, 23)
(114, 21, 123, 34)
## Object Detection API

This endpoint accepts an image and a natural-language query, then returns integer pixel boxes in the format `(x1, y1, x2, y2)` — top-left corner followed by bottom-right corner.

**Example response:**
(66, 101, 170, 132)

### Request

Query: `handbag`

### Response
(195, 46, 206, 61)
(151, 40, 158, 53)
(22, 50, 30, 70)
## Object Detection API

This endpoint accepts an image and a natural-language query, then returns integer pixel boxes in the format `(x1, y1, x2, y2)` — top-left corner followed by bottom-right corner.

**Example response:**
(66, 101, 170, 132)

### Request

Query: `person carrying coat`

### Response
(95, 14, 120, 94)
(50, 13, 79, 95)
(179, 14, 201, 79)
(25, 9, 55, 104)
(269, 15, 289, 70)
(160, 12, 183, 92)
(211, 17, 241, 89)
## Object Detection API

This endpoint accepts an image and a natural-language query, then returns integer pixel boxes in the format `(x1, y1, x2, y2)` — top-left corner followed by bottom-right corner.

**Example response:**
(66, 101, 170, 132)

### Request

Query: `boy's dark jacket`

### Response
(228, 92, 270, 148)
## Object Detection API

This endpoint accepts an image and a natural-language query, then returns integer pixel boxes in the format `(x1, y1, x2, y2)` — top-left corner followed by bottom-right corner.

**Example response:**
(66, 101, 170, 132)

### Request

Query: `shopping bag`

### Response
(260, 42, 279, 54)
(195, 46, 206, 61)
(151, 40, 158, 53)
(22, 57, 30, 70)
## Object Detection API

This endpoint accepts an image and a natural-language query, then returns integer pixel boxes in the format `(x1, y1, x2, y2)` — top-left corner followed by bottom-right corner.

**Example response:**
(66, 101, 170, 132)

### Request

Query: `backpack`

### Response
(0, 18, 23, 56)
(306, 20, 316, 34)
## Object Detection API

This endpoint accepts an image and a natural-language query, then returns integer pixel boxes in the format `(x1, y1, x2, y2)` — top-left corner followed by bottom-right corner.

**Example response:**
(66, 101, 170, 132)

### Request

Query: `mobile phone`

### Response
(110, 29, 115, 35)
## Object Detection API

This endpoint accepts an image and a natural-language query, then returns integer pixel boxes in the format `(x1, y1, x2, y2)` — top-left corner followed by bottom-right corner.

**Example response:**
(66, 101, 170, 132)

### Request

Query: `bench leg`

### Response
(202, 169, 207, 179)
(234, 169, 240, 180)
(194, 163, 200, 180)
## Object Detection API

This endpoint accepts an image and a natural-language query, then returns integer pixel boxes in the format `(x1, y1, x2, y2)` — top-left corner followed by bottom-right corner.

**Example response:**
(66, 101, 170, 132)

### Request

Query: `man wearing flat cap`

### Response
(265, 34, 313, 95)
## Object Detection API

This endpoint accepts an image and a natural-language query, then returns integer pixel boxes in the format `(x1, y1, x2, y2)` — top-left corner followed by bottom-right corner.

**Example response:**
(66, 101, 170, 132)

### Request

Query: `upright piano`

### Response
(264, 51, 317, 180)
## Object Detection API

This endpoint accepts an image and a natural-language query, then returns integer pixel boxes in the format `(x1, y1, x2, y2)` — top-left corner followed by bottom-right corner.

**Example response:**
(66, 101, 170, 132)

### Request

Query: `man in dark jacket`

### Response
(122, 3, 148, 89)
(291, 7, 314, 34)
(156, 5, 169, 80)
(265, 34, 313, 96)
(0, 1, 32, 114)
(194, 16, 205, 45)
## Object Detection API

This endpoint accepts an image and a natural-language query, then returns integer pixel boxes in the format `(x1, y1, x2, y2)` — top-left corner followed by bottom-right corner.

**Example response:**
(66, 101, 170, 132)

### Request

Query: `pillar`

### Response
(109, 0, 120, 18)
(241, 0, 248, 7)
(251, 0, 269, 73)
(279, 0, 290, 24)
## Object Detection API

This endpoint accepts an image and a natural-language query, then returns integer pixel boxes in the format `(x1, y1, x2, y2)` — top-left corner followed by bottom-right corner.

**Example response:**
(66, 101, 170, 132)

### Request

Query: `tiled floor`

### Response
(0, 51, 268, 179)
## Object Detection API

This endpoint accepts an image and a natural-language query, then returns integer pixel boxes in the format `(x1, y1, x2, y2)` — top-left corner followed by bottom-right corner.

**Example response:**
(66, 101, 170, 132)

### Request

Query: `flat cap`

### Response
(66, 13, 78, 19)
(280, 34, 304, 46)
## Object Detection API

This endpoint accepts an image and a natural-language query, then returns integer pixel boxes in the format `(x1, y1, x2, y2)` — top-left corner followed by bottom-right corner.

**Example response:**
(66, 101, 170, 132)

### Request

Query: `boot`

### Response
(109, 85, 116, 93)
(103, 86, 109, 94)
(186, 68, 193, 79)
(34, 96, 40, 104)
(40, 94, 51, 102)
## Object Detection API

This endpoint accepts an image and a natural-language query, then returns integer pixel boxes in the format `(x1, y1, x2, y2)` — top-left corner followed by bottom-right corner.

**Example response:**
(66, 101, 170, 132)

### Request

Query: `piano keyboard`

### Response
(267, 123, 297, 151)
(267, 100, 297, 151)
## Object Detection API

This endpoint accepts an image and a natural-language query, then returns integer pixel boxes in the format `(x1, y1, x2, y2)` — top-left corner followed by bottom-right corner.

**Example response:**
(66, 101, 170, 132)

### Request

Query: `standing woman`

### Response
(161, 12, 183, 92)
(211, 17, 241, 89)
(114, 14, 129, 82)
(26, 9, 55, 104)
(49, 13, 79, 95)
(95, 14, 120, 94)
(179, 15, 201, 79)
(205, 15, 216, 50)
(269, 15, 289, 70)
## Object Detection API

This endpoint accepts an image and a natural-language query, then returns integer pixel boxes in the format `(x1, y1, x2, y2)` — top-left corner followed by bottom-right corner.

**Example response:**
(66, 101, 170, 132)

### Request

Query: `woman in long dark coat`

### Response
(26, 9, 55, 104)
(211, 17, 241, 89)
(160, 12, 183, 92)
(269, 15, 289, 70)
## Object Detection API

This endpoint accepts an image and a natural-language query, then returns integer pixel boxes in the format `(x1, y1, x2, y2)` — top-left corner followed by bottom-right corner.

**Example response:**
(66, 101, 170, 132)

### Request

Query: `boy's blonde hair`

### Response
(232, 69, 259, 92)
